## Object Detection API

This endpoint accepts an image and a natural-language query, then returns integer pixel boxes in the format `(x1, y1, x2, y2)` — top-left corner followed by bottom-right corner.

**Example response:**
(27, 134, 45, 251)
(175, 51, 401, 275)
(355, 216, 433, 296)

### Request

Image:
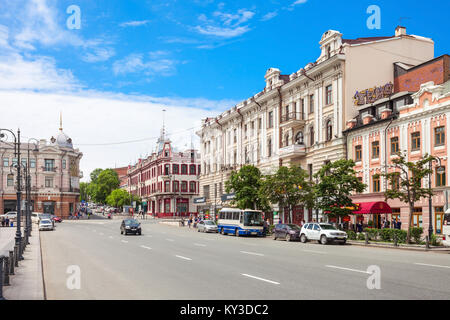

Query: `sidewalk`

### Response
(3, 227, 45, 300)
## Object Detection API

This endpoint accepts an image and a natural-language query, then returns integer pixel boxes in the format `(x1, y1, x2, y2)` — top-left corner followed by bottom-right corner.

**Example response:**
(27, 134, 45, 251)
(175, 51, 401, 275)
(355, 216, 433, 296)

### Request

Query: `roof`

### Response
(342, 36, 394, 45)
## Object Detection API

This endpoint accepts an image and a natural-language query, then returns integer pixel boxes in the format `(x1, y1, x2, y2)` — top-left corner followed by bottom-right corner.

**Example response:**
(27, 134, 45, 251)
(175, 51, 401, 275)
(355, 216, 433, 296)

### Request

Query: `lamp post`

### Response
(0, 129, 23, 260)
(26, 139, 39, 237)
(429, 156, 443, 240)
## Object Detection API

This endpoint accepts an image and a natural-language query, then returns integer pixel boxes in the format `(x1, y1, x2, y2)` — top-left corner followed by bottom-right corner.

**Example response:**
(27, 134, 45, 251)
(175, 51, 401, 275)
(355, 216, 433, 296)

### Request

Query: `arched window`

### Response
(326, 120, 333, 141)
(309, 127, 315, 146)
(295, 131, 304, 145)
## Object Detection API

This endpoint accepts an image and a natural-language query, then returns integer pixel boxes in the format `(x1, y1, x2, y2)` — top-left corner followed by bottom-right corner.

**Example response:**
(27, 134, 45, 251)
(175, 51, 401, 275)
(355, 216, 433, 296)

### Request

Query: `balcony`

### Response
(280, 112, 306, 128)
(279, 144, 307, 159)
(42, 166, 58, 173)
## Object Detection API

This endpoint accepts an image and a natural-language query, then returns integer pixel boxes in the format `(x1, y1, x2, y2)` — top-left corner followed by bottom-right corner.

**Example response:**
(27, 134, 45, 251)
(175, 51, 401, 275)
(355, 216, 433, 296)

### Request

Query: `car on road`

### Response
(51, 215, 62, 223)
(300, 223, 348, 245)
(1, 211, 17, 221)
(198, 220, 218, 233)
(40, 214, 55, 227)
(31, 212, 44, 224)
(120, 219, 142, 235)
(39, 219, 54, 231)
(273, 224, 301, 241)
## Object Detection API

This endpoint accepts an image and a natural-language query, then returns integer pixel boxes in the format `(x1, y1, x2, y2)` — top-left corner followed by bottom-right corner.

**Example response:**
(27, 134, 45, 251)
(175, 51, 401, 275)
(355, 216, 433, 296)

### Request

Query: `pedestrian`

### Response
(5, 217, 10, 227)
(194, 217, 198, 228)
(397, 219, 402, 230)
(263, 219, 269, 237)
(188, 217, 192, 229)
(278, 218, 282, 225)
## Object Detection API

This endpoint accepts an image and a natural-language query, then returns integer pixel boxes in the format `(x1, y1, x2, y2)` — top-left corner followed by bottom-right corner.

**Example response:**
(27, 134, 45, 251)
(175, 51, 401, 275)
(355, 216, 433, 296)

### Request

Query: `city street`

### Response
(40, 219, 450, 300)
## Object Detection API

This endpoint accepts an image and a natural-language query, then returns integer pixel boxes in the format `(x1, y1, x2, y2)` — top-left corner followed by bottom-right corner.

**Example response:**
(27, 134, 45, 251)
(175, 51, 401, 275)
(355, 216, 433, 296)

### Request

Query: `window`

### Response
(181, 164, 188, 175)
(435, 127, 445, 147)
(309, 94, 314, 113)
(258, 118, 262, 130)
(233, 129, 237, 143)
(7, 174, 14, 187)
(12, 158, 17, 166)
(268, 111, 274, 128)
(412, 208, 423, 228)
(181, 181, 188, 192)
(164, 199, 170, 213)
(44, 159, 55, 172)
(172, 164, 179, 174)
(310, 127, 315, 146)
(21, 158, 27, 168)
(355, 145, 362, 162)
(373, 176, 380, 192)
(326, 120, 332, 141)
(233, 212, 239, 220)
(411, 132, 421, 151)
(164, 181, 170, 192)
(164, 164, 170, 175)
(391, 173, 400, 190)
(295, 131, 304, 145)
(372, 141, 380, 159)
(267, 138, 272, 157)
(30, 159, 36, 168)
(189, 164, 196, 175)
(325, 85, 333, 105)
(3, 158, 9, 167)
(190, 181, 196, 193)
(244, 124, 248, 139)
(45, 177, 53, 188)
(436, 166, 446, 187)
(62, 159, 66, 169)
(435, 207, 444, 234)
(173, 181, 179, 192)
(391, 137, 399, 154)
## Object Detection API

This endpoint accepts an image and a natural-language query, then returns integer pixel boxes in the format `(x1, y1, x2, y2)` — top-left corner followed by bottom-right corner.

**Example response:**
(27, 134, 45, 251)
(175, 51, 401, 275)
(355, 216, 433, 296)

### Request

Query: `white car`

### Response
(31, 212, 44, 224)
(300, 223, 348, 245)
(39, 219, 54, 231)
(1, 211, 17, 221)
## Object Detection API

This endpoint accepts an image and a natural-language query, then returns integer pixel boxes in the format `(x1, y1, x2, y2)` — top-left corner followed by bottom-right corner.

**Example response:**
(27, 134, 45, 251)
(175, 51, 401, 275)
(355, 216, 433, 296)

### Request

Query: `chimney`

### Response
(395, 26, 406, 37)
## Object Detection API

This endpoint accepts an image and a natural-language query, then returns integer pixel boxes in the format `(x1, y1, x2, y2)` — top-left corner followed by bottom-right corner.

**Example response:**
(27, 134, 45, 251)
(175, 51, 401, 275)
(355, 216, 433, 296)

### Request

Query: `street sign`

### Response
(221, 193, 235, 202)
(194, 197, 206, 204)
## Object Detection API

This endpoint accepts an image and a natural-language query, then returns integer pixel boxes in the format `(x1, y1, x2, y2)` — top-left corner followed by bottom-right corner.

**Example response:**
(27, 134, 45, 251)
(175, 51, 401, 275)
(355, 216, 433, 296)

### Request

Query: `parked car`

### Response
(273, 224, 301, 241)
(1, 211, 17, 221)
(31, 212, 44, 224)
(197, 220, 218, 233)
(300, 223, 348, 245)
(39, 219, 54, 231)
(51, 215, 62, 223)
(39, 214, 55, 227)
(120, 219, 142, 235)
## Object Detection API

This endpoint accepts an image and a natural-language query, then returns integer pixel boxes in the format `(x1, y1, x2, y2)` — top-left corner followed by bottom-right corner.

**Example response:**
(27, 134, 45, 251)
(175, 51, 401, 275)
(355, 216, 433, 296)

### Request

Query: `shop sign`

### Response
(353, 82, 394, 106)
(194, 197, 206, 204)
(221, 193, 235, 202)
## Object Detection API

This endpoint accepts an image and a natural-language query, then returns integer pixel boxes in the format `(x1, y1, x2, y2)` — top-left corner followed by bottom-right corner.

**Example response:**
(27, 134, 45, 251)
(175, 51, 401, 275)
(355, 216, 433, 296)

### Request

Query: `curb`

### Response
(347, 241, 450, 253)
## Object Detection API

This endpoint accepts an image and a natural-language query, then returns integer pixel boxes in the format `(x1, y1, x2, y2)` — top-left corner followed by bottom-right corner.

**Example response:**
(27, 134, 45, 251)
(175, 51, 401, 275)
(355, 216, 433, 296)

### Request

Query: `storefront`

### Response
(352, 201, 392, 229)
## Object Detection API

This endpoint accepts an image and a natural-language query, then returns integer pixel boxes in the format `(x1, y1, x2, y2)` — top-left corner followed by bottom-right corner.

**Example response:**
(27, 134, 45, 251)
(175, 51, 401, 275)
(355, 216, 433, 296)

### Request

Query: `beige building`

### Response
(197, 26, 435, 223)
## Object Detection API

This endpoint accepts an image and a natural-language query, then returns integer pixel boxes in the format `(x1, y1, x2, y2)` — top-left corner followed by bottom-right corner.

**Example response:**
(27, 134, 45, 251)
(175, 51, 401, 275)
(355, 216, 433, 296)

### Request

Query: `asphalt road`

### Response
(40, 218, 450, 300)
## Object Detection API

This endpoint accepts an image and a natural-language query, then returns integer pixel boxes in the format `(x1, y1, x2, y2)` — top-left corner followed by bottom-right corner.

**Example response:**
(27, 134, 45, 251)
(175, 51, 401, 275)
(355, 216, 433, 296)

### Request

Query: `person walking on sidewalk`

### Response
(188, 217, 192, 229)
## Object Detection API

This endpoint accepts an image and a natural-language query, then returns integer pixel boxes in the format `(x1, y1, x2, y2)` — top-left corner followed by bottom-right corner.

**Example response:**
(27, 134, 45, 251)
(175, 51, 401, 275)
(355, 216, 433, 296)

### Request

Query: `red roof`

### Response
(353, 202, 392, 215)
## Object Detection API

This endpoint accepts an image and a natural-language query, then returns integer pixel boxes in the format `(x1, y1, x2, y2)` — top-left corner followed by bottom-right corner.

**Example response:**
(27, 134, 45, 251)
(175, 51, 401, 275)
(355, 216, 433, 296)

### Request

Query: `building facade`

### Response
(127, 131, 200, 218)
(0, 125, 83, 218)
(198, 26, 435, 223)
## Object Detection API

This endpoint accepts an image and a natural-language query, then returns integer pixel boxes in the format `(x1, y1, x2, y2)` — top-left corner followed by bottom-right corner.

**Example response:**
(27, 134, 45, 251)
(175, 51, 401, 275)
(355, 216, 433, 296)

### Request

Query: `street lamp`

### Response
(0, 128, 23, 260)
(26, 138, 39, 238)
(429, 156, 443, 240)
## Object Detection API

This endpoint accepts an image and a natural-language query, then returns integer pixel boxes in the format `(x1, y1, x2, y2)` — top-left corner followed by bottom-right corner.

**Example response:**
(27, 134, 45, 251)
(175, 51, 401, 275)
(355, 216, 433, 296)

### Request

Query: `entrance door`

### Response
(43, 202, 55, 215)
(3, 200, 17, 213)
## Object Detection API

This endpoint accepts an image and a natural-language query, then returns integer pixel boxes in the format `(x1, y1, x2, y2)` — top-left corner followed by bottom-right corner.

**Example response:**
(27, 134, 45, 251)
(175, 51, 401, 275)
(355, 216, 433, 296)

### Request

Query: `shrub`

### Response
(346, 230, 356, 240)
(431, 233, 441, 246)
(392, 229, 407, 243)
(410, 227, 423, 244)
(364, 228, 380, 241)
(357, 232, 366, 241)
(380, 229, 393, 242)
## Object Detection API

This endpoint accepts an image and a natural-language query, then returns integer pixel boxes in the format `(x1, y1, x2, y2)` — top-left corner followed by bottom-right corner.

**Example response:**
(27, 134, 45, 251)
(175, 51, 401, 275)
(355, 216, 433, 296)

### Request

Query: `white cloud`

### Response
(119, 20, 151, 27)
(112, 53, 179, 76)
(261, 11, 278, 21)
(195, 25, 250, 38)
(82, 48, 116, 63)
(292, 0, 308, 5)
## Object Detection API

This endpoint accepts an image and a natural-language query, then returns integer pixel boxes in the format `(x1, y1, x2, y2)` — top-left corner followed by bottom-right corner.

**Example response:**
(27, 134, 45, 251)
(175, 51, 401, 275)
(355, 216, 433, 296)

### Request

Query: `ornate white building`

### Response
(197, 27, 435, 224)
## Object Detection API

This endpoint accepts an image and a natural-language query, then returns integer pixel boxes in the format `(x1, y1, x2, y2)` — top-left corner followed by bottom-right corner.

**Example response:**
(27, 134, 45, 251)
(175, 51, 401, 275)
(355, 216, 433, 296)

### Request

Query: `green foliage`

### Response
(409, 227, 423, 244)
(431, 234, 441, 246)
(90, 169, 120, 204)
(376, 152, 435, 244)
(346, 230, 357, 240)
(79, 182, 89, 202)
(90, 168, 103, 183)
(364, 228, 380, 241)
(357, 233, 366, 241)
(260, 166, 313, 223)
(225, 165, 269, 211)
(106, 189, 132, 208)
(314, 159, 366, 219)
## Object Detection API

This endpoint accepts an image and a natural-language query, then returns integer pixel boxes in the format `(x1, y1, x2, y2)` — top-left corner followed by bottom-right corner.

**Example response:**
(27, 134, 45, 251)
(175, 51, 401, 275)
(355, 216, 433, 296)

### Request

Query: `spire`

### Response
(59, 111, 63, 131)
(162, 108, 166, 140)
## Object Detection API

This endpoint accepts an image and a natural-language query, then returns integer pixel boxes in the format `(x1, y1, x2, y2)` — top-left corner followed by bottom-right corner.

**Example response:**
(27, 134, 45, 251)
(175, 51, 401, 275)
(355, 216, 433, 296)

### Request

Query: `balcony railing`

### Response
(279, 144, 307, 159)
(42, 166, 58, 172)
(280, 112, 305, 124)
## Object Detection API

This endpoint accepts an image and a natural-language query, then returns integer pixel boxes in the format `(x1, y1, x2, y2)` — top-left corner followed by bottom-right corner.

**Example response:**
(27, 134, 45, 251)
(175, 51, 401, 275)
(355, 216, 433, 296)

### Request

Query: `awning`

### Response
(352, 202, 392, 215)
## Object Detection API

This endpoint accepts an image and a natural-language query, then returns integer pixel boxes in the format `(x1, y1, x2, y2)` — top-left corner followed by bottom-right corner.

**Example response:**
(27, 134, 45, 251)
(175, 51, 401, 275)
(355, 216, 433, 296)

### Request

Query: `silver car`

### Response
(197, 220, 218, 233)
(39, 219, 54, 231)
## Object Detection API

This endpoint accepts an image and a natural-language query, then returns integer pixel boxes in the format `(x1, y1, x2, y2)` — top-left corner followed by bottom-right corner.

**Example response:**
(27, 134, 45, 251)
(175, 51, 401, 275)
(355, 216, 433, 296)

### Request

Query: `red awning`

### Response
(352, 202, 392, 215)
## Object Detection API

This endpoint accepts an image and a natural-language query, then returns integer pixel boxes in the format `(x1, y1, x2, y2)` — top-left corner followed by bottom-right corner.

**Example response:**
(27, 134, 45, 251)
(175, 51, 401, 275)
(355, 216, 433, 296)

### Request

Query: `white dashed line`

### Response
(194, 243, 207, 247)
(241, 274, 280, 285)
(414, 263, 450, 269)
(140, 245, 152, 250)
(175, 255, 192, 261)
(325, 265, 370, 274)
(240, 251, 264, 257)
(302, 250, 327, 255)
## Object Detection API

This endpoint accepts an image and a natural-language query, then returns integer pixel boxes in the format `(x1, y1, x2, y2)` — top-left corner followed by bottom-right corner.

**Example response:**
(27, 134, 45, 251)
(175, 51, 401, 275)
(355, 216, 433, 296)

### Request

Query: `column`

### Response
(333, 79, 338, 137)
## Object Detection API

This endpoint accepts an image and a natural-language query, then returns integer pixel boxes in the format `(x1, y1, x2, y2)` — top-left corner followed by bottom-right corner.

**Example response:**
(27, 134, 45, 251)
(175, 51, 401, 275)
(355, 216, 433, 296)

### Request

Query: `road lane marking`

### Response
(121, 240, 128, 243)
(414, 263, 450, 269)
(175, 255, 192, 261)
(303, 250, 327, 255)
(194, 243, 206, 247)
(326, 265, 370, 274)
(166, 239, 175, 242)
(240, 251, 264, 257)
(140, 245, 152, 250)
(241, 274, 280, 285)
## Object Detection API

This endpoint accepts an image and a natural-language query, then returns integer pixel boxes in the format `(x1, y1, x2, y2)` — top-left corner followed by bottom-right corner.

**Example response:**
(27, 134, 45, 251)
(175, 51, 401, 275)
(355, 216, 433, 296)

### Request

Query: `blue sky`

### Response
(0, 0, 449, 178)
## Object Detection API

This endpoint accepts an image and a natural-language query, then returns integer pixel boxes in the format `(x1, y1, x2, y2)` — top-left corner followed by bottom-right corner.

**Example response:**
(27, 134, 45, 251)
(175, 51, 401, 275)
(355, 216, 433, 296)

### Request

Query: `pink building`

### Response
(127, 130, 200, 218)
(346, 74, 450, 234)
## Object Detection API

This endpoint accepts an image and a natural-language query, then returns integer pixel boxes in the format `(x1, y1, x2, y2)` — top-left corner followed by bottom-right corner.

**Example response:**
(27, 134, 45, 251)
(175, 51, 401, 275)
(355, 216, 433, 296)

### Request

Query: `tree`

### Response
(90, 168, 103, 183)
(106, 189, 132, 209)
(375, 152, 434, 244)
(90, 169, 120, 204)
(314, 159, 366, 224)
(225, 165, 269, 211)
(260, 166, 313, 224)
(80, 182, 90, 202)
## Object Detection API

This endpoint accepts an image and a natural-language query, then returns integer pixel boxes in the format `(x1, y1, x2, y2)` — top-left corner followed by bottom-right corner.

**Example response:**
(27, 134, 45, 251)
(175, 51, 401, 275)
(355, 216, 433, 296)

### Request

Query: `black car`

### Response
(273, 224, 301, 241)
(120, 219, 142, 235)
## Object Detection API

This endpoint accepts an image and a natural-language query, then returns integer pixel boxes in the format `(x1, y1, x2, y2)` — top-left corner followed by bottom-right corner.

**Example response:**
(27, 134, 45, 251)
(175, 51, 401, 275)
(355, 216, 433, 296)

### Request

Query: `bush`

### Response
(431, 234, 441, 246)
(392, 229, 407, 243)
(357, 232, 366, 241)
(380, 229, 393, 242)
(346, 230, 356, 240)
(364, 228, 380, 241)
(409, 227, 423, 244)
